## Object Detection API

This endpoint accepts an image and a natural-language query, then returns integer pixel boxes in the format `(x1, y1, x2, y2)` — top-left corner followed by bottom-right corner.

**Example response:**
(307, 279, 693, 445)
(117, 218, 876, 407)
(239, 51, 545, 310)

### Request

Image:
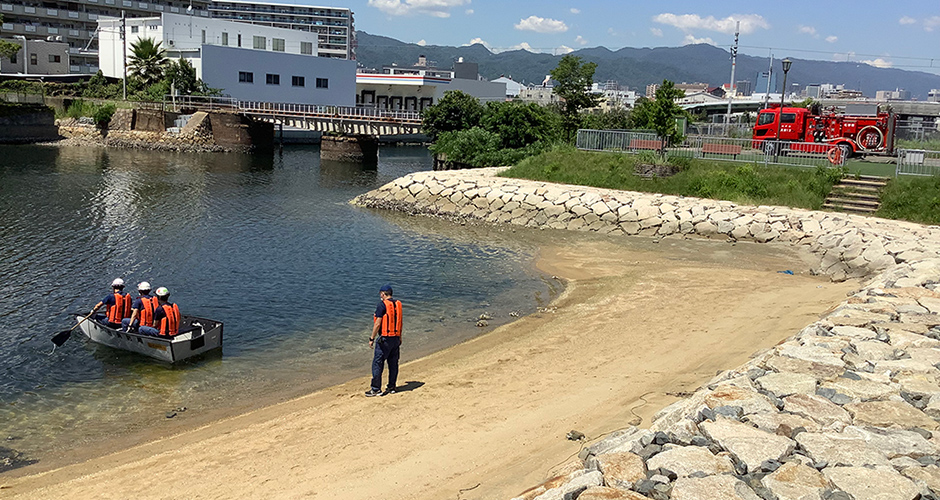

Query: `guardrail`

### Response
(577, 130, 845, 168)
(164, 95, 423, 123)
(897, 149, 940, 177)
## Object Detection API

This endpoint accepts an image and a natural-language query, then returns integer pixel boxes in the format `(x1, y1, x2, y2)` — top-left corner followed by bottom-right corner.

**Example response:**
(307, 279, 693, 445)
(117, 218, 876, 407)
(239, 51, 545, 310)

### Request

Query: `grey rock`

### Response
(645, 444, 735, 478)
(700, 419, 796, 473)
(715, 405, 745, 419)
(638, 444, 663, 461)
(824, 466, 920, 500)
(671, 475, 763, 500)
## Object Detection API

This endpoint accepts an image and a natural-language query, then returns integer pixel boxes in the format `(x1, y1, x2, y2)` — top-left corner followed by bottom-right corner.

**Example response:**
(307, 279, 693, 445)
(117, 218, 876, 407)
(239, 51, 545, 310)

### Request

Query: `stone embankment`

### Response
(353, 168, 940, 500)
(54, 109, 273, 153)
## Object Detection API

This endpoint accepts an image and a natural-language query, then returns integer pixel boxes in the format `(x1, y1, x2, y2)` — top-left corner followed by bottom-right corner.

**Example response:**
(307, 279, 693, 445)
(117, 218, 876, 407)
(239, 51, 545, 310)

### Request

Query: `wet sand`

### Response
(2, 236, 857, 499)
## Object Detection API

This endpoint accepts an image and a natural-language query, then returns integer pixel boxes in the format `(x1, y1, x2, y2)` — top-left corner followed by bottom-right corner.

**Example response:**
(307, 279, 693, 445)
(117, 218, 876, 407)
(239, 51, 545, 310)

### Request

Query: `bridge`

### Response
(164, 96, 424, 136)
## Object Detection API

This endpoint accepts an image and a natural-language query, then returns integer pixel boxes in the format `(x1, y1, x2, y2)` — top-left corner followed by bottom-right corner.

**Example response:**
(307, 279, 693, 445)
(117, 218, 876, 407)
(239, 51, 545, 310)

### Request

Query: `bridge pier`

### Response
(320, 134, 379, 164)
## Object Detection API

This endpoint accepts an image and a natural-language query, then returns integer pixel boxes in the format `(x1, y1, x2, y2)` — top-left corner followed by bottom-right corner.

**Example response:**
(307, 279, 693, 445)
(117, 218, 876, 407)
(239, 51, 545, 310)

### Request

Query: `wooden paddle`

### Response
(51, 310, 98, 347)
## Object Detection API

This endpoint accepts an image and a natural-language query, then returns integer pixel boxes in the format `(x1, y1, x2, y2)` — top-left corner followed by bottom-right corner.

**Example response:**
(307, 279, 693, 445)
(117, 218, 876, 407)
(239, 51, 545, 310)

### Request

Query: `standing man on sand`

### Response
(366, 284, 402, 397)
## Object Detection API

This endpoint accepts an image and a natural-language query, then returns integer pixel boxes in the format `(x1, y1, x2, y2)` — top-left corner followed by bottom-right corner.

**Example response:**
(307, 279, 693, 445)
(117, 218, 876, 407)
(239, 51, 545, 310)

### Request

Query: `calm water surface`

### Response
(0, 144, 557, 466)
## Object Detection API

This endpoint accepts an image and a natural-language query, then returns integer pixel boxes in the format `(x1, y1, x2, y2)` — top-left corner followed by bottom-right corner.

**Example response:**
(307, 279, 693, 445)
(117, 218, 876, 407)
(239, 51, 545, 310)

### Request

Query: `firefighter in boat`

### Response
(90, 278, 133, 328)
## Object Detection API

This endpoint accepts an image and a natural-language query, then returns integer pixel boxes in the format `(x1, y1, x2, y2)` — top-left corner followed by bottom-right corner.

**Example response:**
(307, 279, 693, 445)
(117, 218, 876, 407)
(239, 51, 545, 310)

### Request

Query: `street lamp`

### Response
(774, 58, 792, 159)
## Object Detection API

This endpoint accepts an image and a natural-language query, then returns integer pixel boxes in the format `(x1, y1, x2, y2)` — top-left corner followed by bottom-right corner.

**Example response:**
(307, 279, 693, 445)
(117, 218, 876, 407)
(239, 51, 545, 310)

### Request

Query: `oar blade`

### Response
(51, 330, 71, 347)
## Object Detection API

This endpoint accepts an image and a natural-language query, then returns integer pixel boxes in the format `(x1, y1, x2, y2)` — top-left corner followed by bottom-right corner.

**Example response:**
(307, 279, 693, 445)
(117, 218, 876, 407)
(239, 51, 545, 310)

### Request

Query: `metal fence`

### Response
(576, 129, 844, 168)
(896, 119, 940, 143)
(164, 95, 424, 123)
(896, 149, 940, 177)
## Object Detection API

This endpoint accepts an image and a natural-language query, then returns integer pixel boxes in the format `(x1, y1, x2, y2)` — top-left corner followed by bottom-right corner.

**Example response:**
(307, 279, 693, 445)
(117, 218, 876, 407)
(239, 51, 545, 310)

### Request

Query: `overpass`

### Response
(165, 96, 423, 136)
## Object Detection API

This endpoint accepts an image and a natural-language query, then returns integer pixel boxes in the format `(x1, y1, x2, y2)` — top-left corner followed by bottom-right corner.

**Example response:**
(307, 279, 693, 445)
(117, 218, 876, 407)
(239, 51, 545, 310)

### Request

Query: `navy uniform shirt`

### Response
(131, 293, 153, 311)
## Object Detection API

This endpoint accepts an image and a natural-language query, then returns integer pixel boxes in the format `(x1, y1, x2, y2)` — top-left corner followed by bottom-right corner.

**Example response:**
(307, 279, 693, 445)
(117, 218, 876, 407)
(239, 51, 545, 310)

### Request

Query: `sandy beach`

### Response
(2, 236, 857, 500)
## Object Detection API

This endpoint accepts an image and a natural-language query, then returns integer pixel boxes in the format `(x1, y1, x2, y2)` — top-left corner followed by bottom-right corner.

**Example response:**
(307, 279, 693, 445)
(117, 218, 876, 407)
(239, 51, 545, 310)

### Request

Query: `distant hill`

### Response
(355, 32, 940, 101)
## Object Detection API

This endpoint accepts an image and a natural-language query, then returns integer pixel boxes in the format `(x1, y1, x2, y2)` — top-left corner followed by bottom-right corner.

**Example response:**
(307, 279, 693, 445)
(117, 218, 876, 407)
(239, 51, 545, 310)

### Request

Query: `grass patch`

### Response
(500, 146, 843, 210)
(876, 175, 940, 225)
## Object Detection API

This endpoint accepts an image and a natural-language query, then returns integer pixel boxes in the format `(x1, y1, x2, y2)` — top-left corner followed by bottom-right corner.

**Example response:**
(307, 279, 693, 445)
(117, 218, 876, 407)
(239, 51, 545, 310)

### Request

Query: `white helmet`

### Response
(155, 287, 170, 297)
(111, 278, 125, 287)
(138, 281, 151, 292)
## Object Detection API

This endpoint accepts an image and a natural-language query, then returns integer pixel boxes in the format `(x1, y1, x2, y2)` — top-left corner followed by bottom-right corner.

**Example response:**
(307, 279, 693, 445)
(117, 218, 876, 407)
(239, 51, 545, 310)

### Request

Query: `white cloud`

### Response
(650, 27, 664, 37)
(465, 37, 491, 49)
(557, 45, 575, 54)
(608, 27, 618, 36)
(515, 15, 569, 33)
(465, 9, 473, 14)
(798, 25, 818, 37)
(416, 39, 427, 46)
(825, 35, 838, 43)
(575, 35, 588, 45)
(510, 42, 537, 53)
(683, 34, 715, 45)
(368, 0, 470, 18)
(899, 16, 917, 25)
(926, 16, 940, 31)
(570, 8, 580, 14)
(653, 13, 770, 34)
(862, 58, 893, 68)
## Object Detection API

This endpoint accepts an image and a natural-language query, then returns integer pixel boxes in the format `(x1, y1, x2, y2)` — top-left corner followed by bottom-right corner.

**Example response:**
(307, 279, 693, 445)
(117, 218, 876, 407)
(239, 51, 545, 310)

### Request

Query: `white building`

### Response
(492, 76, 523, 98)
(98, 13, 355, 105)
(208, 0, 354, 60)
(356, 56, 505, 111)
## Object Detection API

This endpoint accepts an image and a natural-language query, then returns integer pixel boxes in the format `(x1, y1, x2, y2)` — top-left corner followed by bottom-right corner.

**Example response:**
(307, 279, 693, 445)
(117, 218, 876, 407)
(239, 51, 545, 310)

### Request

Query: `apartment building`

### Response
(1, 0, 353, 75)
(1, 0, 210, 74)
(208, 0, 353, 59)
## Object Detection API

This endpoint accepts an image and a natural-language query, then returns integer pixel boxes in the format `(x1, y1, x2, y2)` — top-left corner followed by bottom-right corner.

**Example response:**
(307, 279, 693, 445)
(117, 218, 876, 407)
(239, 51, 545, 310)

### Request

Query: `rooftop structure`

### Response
(208, 0, 354, 59)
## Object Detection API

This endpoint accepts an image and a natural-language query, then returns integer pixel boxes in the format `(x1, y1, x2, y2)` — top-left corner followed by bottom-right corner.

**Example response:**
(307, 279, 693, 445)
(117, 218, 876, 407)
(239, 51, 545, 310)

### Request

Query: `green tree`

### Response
(0, 39, 22, 62)
(550, 54, 602, 142)
(421, 90, 484, 141)
(481, 101, 561, 149)
(632, 80, 689, 153)
(127, 38, 168, 87)
(165, 58, 199, 95)
(580, 109, 632, 131)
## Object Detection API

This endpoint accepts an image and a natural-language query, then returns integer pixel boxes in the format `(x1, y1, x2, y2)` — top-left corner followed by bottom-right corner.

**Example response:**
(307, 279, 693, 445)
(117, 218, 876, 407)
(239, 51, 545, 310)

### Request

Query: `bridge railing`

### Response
(163, 95, 423, 124)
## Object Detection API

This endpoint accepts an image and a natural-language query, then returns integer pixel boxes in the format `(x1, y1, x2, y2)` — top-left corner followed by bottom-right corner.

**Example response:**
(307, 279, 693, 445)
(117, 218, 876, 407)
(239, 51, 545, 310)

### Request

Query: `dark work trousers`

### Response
(371, 335, 401, 391)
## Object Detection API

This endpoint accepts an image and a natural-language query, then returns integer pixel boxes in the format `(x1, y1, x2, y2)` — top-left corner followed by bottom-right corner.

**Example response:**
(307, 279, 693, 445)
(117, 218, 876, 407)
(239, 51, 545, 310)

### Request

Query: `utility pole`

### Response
(121, 11, 127, 100)
(725, 21, 739, 132)
(763, 52, 773, 109)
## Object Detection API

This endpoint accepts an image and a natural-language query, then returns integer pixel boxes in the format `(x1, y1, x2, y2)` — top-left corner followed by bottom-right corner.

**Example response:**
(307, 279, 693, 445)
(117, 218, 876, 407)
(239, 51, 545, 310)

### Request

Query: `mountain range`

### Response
(355, 31, 940, 101)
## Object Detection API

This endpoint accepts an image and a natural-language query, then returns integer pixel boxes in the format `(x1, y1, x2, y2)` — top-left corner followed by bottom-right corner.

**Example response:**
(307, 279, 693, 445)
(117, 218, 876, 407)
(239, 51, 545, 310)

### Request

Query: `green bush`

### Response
(93, 103, 116, 128)
(66, 99, 94, 119)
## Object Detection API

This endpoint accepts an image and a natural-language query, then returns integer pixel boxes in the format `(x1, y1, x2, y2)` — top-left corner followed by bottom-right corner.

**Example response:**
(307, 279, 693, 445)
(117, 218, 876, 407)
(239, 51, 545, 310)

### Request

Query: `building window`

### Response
(237, 34, 242, 47)
(291, 76, 304, 87)
(300, 42, 313, 55)
(238, 71, 253, 83)
(9, 53, 16, 64)
(253, 36, 265, 50)
(266, 73, 279, 85)
(316, 78, 328, 89)
(130, 25, 138, 33)
(30, 53, 37, 66)
(221, 32, 228, 46)
(48, 54, 61, 63)
(272, 38, 285, 52)
(201, 29, 206, 44)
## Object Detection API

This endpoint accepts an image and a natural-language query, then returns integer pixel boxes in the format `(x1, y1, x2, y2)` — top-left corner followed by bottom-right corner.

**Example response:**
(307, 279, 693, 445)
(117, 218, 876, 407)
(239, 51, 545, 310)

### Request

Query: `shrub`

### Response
(93, 103, 116, 128)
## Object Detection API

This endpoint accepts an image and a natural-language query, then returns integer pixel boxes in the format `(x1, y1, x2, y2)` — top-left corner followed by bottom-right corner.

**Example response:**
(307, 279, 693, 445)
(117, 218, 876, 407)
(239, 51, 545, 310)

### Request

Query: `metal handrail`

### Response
(165, 95, 423, 124)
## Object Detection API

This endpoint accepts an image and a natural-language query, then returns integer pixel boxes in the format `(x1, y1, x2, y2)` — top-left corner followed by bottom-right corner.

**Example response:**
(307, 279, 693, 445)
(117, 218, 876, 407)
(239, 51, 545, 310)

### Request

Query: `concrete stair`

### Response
(823, 175, 890, 214)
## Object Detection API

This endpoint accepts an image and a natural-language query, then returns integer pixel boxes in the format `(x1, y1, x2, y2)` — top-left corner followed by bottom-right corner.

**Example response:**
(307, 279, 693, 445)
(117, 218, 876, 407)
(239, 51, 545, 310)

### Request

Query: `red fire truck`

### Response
(752, 104, 896, 160)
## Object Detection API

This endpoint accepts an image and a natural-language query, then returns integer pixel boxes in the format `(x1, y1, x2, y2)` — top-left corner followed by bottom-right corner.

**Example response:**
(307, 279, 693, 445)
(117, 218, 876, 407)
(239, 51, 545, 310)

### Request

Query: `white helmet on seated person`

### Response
(155, 287, 170, 298)
(138, 281, 151, 292)
(111, 278, 125, 288)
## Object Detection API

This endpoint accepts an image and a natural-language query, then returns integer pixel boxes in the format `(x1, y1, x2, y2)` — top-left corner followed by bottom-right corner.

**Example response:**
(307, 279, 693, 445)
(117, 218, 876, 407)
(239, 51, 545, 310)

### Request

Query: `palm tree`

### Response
(127, 38, 168, 87)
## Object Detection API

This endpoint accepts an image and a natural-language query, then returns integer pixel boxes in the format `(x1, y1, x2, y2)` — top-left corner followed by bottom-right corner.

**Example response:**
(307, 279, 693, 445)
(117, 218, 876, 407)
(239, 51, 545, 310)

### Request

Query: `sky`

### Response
(301, 0, 940, 75)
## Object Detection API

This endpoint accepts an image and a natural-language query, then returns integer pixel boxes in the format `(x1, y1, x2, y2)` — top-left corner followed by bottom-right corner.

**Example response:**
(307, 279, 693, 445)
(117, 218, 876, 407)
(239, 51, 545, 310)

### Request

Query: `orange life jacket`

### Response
(107, 292, 132, 323)
(375, 299, 402, 337)
(158, 303, 181, 336)
(139, 295, 159, 327)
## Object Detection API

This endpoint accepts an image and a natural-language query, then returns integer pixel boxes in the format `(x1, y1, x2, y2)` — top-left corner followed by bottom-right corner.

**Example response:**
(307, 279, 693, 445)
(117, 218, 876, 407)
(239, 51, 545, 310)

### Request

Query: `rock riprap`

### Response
(351, 168, 940, 499)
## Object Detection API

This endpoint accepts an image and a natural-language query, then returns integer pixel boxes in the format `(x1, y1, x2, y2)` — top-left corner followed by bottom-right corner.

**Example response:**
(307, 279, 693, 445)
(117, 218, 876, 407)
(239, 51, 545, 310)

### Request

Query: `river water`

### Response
(0, 144, 558, 468)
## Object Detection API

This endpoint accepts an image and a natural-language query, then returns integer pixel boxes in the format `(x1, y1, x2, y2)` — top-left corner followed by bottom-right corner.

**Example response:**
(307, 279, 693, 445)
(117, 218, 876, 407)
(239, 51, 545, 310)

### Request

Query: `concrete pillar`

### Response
(320, 134, 378, 164)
